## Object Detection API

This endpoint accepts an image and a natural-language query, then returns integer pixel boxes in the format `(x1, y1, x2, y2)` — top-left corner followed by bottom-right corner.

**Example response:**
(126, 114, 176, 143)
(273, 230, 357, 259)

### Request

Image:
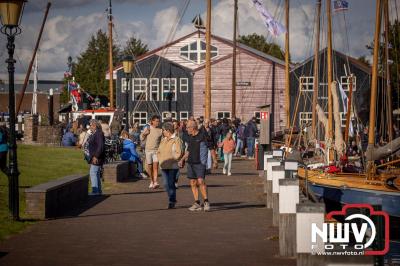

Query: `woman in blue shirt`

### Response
(0, 123, 8, 173)
(120, 130, 146, 178)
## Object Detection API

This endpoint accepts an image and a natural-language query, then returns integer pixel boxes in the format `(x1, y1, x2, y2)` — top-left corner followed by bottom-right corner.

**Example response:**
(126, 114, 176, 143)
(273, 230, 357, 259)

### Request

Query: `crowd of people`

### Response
(71, 114, 260, 211)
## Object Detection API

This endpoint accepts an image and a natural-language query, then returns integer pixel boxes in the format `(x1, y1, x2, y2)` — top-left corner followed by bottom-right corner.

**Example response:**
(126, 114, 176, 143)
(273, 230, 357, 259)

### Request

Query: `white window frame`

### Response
(300, 76, 314, 92)
(179, 39, 219, 64)
(162, 111, 177, 121)
(299, 112, 313, 126)
(161, 78, 177, 101)
(340, 112, 347, 127)
(180, 78, 189, 93)
(150, 78, 159, 101)
(121, 78, 130, 93)
(216, 111, 231, 120)
(340, 76, 357, 92)
(180, 111, 189, 120)
(132, 112, 148, 127)
(132, 78, 147, 101)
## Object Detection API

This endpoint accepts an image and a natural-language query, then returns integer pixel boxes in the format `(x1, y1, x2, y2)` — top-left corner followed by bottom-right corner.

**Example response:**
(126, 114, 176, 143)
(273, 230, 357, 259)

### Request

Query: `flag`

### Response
(334, 0, 349, 12)
(251, 0, 286, 37)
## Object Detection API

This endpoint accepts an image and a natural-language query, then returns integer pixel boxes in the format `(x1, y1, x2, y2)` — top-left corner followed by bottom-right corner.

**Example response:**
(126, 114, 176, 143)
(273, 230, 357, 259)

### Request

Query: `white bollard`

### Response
(272, 165, 285, 226)
(278, 178, 299, 257)
(266, 158, 281, 209)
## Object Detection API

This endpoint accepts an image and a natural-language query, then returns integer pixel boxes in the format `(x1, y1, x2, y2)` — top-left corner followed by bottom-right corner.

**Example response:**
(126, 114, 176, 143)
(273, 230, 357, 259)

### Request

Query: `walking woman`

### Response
(157, 122, 184, 209)
(218, 131, 235, 176)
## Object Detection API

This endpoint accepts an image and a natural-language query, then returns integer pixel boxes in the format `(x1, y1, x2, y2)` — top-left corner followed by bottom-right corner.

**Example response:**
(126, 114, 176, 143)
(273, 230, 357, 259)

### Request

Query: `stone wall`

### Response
(23, 115, 38, 143)
(37, 125, 62, 146)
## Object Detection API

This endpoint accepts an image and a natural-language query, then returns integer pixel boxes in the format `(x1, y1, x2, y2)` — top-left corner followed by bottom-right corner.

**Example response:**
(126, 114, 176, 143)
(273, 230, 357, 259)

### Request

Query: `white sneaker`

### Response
(203, 201, 211, 212)
(149, 182, 154, 189)
(140, 173, 148, 179)
(153, 182, 160, 189)
(228, 172, 232, 176)
(188, 202, 202, 211)
(223, 168, 226, 175)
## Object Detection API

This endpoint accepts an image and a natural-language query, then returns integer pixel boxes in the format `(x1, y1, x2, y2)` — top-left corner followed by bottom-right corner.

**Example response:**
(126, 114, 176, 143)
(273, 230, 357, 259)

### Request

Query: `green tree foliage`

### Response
(74, 30, 120, 96)
(238, 33, 286, 61)
(357, 55, 371, 67)
(122, 37, 149, 58)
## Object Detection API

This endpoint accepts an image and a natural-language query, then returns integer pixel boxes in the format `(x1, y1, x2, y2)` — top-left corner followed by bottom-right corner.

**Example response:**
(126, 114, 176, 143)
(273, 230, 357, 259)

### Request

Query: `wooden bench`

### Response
(25, 174, 89, 220)
(102, 160, 137, 183)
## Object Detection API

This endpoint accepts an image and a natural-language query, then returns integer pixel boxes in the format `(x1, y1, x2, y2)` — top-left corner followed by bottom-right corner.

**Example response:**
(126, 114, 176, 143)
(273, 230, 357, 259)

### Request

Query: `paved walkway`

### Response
(0, 159, 295, 266)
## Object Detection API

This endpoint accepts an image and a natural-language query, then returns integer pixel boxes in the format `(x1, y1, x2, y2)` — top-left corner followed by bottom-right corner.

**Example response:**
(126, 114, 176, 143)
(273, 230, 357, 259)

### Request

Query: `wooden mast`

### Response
(312, 0, 322, 137)
(367, 0, 382, 177)
(108, 0, 114, 109)
(344, 74, 353, 144)
(231, 0, 238, 118)
(285, 0, 290, 128)
(326, 0, 334, 162)
(205, 0, 212, 119)
(384, 0, 393, 141)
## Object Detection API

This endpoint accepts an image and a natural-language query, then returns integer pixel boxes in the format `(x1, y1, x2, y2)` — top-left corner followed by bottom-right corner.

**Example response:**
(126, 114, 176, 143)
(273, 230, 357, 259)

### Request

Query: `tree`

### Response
(357, 55, 370, 67)
(74, 30, 120, 97)
(122, 37, 148, 58)
(238, 33, 286, 61)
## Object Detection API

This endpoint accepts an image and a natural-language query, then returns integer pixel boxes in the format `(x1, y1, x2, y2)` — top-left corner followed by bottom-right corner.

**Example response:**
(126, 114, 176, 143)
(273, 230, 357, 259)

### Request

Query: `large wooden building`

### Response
(289, 49, 372, 129)
(108, 31, 287, 131)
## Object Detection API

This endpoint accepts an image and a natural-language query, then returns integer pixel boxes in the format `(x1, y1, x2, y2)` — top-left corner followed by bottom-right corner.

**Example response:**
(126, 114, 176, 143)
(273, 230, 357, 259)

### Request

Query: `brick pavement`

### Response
(0, 159, 295, 266)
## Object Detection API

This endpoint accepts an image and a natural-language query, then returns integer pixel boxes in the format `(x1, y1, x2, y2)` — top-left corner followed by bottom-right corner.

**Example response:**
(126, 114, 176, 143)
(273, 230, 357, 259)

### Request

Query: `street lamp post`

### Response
(122, 55, 135, 131)
(0, 0, 27, 220)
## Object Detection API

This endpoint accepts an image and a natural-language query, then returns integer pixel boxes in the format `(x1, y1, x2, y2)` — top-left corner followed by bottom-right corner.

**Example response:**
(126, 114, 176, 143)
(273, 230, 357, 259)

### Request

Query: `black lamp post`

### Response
(0, 0, 27, 220)
(122, 55, 135, 131)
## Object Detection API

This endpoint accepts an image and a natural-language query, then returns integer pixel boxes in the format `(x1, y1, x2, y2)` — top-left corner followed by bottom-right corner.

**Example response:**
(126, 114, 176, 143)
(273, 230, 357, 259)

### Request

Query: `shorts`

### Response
(145, 151, 158, 164)
(186, 163, 206, 179)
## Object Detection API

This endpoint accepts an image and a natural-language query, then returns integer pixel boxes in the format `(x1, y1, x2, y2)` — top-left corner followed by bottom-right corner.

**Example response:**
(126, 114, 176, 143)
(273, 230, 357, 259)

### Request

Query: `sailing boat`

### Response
(295, 0, 400, 222)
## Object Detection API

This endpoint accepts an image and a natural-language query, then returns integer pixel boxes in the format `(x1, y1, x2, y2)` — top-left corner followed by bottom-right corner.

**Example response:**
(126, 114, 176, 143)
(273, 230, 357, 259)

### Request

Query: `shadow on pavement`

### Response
(57, 195, 110, 219)
(108, 190, 165, 196)
(0, 252, 8, 258)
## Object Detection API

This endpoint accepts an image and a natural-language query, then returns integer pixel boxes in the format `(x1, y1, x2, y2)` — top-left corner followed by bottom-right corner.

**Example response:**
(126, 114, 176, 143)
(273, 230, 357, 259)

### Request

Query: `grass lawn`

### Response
(0, 144, 89, 241)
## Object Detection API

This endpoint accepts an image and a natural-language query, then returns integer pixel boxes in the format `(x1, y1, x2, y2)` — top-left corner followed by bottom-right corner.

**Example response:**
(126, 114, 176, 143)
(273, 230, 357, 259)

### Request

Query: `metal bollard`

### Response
(266, 158, 280, 209)
(279, 178, 299, 257)
(272, 165, 285, 226)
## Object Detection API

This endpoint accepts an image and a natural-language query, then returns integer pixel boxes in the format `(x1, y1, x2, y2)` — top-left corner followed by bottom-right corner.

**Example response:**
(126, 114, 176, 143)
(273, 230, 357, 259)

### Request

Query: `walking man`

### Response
(178, 120, 210, 211)
(87, 120, 105, 195)
(244, 117, 258, 159)
(140, 115, 163, 189)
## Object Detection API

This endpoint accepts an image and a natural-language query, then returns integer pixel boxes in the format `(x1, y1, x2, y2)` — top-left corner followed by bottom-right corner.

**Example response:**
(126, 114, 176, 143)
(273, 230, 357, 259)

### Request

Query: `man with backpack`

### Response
(235, 122, 246, 157)
(0, 122, 8, 174)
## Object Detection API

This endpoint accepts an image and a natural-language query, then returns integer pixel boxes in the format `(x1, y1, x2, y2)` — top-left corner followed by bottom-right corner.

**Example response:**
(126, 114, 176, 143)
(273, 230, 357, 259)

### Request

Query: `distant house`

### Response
(107, 30, 288, 131)
(289, 48, 372, 129)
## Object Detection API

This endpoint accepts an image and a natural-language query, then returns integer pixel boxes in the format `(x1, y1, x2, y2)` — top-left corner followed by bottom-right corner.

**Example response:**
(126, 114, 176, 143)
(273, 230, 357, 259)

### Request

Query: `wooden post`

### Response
(285, 0, 290, 128)
(367, 0, 382, 177)
(108, 0, 114, 109)
(272, 165, 285, 227)
(296, 202, 326, 266)
(311, 0, 321, 137)
(279, 178, 299, 257)
(384, 0, 393, 142)
(205, 0, 212, 119)
(266, 158, 280, 209)
(326, 0, 334, 162)
(231, 0, 238, 118)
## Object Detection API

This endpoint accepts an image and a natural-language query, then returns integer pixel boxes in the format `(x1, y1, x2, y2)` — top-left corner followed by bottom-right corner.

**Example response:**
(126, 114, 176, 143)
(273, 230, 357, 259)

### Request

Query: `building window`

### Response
(300, 76, 314, 92)
(133, 112, 147, 126)
(340, 112, 347, 127)
(254, 111, 261, 124)
(216, 111, 231, 119)
(180, 78, 189, 93)
(180, 40, 218, 64)
(150, 78, 159, 101)
(162, 78, 177, 101)
(299, 112, 312, 126)
(162, 111, 177, 121)
(340, 76, 357, 91)
(133, 78, 147, 101)
(121, 78, 130, 93)
(180, 111, 189, 120)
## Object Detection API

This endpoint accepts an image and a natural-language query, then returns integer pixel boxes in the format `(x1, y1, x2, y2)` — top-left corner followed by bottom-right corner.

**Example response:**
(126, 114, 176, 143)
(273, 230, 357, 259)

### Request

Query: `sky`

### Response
(0, 0, 398, 82)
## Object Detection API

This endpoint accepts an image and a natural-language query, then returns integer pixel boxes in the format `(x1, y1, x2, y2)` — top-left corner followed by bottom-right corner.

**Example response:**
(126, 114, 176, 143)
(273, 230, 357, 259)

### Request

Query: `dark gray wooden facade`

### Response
(115, 55, 193, 124)
(289, 49, 372, 128)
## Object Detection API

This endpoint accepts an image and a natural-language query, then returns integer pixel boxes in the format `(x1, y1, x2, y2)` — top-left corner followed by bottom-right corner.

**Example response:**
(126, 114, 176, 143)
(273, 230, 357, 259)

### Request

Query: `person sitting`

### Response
(62, 128, 77, 147)
(120, 130, 146, 179)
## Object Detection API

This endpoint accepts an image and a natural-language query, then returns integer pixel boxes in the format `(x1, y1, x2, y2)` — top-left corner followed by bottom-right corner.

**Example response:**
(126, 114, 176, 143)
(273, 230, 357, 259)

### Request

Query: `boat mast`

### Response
(108, 0, 114, 109)
(312, 0, 322, 138)
(205, 0, 212, 119)
(384, 0, 393, 141)
(344, 74, 353, 144)
(326, 0, 334, 162)
(367, 0, 382, 178)
(285, 0, 290, 128)
(231, 0, 238, 118)
(32, 54, 38, 115)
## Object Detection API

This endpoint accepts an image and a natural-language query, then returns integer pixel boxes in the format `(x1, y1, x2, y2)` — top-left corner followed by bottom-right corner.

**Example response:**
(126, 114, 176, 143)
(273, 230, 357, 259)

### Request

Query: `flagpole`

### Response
(205, 0, 212, 119)
(232, 0, 238, 118)
(311, 0, 321, 138)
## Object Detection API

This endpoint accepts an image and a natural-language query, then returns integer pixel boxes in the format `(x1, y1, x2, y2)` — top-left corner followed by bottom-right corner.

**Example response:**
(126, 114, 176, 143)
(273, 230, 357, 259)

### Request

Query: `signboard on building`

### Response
(236, 81, 251, 86)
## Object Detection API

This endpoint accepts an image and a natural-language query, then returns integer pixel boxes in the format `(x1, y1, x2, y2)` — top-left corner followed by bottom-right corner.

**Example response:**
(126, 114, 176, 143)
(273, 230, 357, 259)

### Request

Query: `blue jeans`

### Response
(90, 164, 102, 194)
(235, 139, 243, 155)
(161, 169, 179, 203)
(246, 137, 255, 157)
